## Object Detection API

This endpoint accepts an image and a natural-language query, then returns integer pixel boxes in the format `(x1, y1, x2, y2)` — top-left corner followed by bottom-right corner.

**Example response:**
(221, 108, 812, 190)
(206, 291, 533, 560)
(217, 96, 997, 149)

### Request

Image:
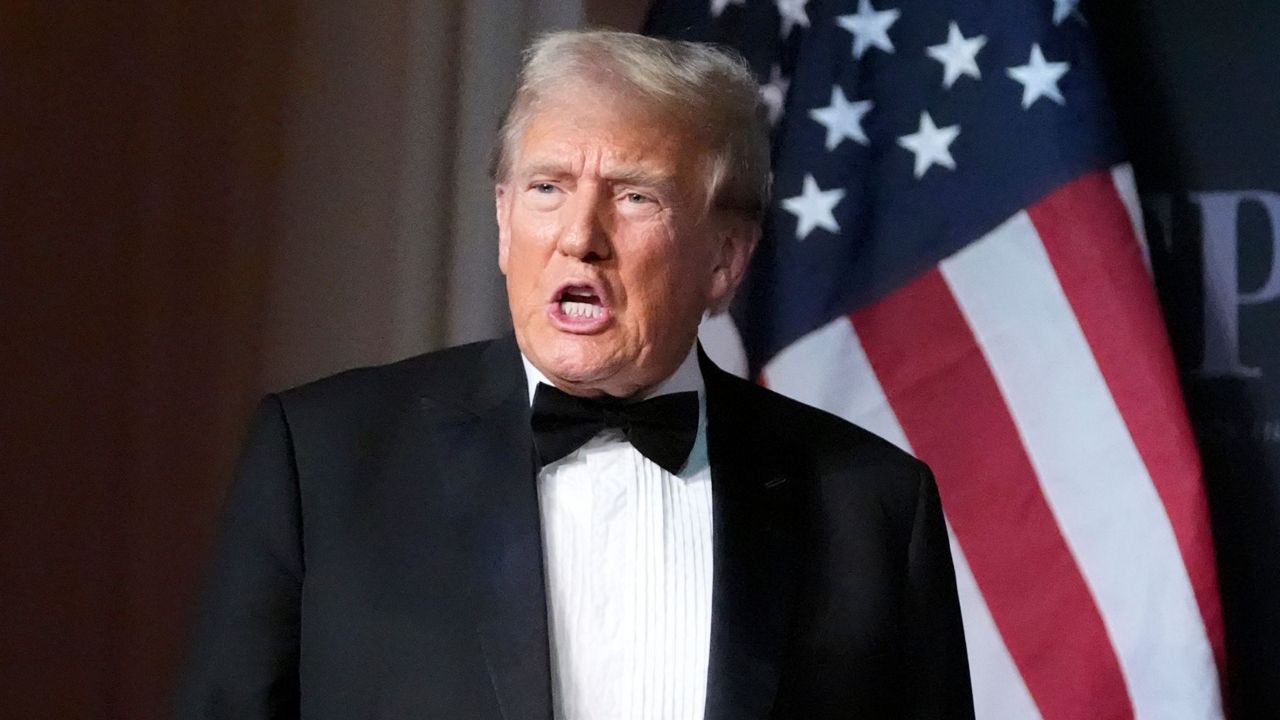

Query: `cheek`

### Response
(625, 235, 714, 318)
(506, 219, 559, 287)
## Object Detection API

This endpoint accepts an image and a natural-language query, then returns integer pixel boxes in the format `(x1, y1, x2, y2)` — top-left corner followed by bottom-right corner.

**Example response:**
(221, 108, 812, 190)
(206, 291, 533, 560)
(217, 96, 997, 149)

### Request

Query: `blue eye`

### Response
(626, 193, 650, 203)
(534, 183, 556, 193)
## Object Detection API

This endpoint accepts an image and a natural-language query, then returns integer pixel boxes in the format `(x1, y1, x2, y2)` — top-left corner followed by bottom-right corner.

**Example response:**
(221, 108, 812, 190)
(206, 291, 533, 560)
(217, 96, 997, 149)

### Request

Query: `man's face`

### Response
(496, 86, 754, 398)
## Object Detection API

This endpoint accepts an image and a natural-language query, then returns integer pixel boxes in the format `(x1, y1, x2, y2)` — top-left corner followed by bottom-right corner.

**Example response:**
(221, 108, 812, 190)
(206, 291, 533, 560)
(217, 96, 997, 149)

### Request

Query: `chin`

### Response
(542, 344, 620, 385)
(519, 329, 604, 377)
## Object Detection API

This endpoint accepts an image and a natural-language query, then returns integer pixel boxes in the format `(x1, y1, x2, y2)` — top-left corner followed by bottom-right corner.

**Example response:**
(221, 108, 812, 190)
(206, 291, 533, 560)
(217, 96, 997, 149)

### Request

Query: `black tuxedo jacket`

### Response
(175, 335, 973, 719)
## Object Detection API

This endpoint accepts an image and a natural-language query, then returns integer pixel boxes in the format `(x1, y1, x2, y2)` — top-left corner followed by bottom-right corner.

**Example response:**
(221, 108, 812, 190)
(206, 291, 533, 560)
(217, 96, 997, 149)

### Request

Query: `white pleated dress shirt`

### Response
(522, 348, 713, 720)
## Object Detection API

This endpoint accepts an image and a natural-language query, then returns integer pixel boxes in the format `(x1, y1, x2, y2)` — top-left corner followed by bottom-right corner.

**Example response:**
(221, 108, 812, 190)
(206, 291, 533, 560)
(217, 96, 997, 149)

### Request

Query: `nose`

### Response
(556, 185, 612, 262)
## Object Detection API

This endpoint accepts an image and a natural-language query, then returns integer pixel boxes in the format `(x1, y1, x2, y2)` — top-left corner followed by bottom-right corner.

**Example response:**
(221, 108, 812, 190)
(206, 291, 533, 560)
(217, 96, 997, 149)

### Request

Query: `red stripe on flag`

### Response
(1028, 171, 1227, 678)
(852, 270, 1134, 720)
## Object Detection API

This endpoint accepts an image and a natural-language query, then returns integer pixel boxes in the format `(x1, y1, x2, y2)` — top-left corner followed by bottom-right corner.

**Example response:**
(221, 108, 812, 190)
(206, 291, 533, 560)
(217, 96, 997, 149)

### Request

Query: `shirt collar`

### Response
(520, 344, 704, 407)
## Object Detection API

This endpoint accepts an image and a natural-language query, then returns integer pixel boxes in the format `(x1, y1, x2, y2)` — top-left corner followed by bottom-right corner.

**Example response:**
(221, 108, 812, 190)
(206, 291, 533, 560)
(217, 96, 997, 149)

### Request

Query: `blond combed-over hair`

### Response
(491, 30, 772, 221)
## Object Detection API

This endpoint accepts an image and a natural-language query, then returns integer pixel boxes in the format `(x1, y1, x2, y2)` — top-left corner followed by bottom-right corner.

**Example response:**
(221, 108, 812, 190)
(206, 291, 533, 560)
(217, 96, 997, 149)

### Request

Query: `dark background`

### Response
(2, 0, 1276, 717)
(1086, 1, 1280, 715)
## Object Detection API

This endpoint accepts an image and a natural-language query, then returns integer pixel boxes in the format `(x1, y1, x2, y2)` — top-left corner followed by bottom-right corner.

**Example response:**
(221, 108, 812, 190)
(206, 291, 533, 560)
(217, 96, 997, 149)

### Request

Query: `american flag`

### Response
(646, 0, 1226, 717)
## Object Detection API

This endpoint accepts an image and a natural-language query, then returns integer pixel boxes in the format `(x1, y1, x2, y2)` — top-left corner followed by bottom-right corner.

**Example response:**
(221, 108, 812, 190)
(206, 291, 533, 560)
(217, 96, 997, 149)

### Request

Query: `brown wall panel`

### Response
(2, 2, 293, 716)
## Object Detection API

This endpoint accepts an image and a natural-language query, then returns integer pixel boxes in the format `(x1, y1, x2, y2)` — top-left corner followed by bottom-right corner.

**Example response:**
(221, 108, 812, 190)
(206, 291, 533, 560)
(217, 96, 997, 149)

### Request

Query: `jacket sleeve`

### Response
(174, 395, 303, 720)
(903, 464, 975, 719)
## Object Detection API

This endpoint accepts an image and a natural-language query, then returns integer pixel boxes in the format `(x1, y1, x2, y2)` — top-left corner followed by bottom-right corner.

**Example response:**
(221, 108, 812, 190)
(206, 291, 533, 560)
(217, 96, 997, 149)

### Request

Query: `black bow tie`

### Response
(531, 383, 699, 475)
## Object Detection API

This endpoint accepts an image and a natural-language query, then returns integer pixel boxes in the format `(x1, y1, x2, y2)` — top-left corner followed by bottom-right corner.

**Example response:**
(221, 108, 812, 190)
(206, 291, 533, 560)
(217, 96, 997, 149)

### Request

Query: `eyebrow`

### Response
(518, 160, 575, 179)
(605, 168, 678, 197)
(518, 160, 679, 196)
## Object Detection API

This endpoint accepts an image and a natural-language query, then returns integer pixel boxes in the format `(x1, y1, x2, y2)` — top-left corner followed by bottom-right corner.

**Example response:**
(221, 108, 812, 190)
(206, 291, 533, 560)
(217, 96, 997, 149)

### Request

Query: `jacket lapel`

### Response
(416, 339, 796, 720)
(700, 349, 801, 720)
(420, 336, 553, 720)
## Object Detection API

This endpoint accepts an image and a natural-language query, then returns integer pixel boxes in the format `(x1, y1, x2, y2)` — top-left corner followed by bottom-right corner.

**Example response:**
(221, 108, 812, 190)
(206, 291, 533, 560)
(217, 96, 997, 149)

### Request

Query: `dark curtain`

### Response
(2, 2, 291, 716)
(1087, 1, 1280, 716)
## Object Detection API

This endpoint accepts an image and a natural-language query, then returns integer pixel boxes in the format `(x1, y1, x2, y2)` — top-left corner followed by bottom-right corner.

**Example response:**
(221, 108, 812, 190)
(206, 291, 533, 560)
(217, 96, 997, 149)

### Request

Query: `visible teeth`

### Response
(560, 301, 603, 319)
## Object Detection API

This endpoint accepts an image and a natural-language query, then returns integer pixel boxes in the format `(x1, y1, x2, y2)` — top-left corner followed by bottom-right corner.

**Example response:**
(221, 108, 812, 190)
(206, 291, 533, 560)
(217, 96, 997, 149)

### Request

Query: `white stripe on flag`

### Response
(1110, 163, 1152, 274)
(939, 211, 1221, 719)
(698, 312, 750, 379)
(763, 316, 910, 451)
(948, 527, 1044, 720)
(765, 316, 1039, 720)
(1111, 163, 1148, 252)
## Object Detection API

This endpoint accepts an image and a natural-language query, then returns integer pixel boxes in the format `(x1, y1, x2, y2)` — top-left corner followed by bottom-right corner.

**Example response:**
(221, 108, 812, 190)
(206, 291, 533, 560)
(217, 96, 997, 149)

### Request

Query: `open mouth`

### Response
(549, 282, 611, 330)
(558, 286, 604, 319)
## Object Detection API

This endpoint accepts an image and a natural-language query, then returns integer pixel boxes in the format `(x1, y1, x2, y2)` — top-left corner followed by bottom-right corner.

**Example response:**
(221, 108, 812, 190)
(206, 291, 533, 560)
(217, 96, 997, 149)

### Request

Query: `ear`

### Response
(705, 215, 759, 315)
(495, 183, 511, 274)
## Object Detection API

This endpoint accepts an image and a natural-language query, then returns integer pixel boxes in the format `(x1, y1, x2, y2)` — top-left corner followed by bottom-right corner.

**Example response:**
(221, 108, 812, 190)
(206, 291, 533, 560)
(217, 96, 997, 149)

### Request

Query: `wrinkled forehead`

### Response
(510, 84, 713, 188)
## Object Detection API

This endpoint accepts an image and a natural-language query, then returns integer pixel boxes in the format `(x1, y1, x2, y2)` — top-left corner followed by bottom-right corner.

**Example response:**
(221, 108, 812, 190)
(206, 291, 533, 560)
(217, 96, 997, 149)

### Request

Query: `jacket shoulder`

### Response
(257, 337, 513, 491)
(722, 369, 921, 462)
(274, 337, 496, 417)
(709, 366, 930, 497)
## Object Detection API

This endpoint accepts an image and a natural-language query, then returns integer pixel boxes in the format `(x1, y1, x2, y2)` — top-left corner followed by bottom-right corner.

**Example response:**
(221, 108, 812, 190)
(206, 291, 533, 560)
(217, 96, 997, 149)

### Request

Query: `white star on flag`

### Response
(809, 87, 873, 150)
(775, 0, 810, 38)
(836, 0, 900, 59)
(926, 22, 987, 89)
(897, 111, 960, 178)
(1053, 0, 1079, 25)
(1007, 43, 1070, 108)
(782, 174, 844, 241)
(758, 64, 790, 126)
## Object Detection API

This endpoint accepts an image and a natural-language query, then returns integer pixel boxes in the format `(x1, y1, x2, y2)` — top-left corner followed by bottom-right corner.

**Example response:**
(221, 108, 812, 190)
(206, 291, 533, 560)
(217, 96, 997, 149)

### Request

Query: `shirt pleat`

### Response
(537, 402, 712, 720)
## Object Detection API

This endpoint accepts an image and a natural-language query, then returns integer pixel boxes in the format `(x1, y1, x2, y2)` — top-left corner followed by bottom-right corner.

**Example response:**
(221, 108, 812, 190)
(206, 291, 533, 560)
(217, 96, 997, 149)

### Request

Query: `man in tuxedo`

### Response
(176, 30, 973, 720)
